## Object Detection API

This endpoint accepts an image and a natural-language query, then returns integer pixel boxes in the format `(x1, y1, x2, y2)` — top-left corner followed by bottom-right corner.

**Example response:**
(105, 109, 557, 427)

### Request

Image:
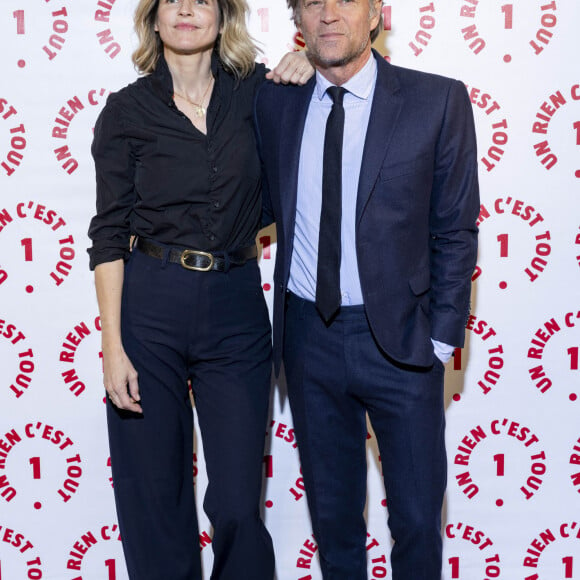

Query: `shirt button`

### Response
(212, 166, 218, 173)
(213, 200, 220, 208)
(209, 234, 216, 241)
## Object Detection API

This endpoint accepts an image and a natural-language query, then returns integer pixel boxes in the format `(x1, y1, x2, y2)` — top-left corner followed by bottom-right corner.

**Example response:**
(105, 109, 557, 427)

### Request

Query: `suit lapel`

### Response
(356, 52, 403, 224)
(278, 78, 316, 226)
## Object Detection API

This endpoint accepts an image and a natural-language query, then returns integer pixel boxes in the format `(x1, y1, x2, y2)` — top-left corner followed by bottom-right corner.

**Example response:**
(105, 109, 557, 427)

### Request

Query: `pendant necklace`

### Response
(173, 75, 214, 118)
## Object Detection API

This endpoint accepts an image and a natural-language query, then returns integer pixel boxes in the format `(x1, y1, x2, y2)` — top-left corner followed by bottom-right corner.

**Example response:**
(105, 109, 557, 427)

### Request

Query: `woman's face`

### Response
(154, 0, 221, 58)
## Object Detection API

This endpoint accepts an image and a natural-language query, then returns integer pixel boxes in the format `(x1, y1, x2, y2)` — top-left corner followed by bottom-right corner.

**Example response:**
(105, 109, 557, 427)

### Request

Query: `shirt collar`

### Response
(314, 52, 377, 102)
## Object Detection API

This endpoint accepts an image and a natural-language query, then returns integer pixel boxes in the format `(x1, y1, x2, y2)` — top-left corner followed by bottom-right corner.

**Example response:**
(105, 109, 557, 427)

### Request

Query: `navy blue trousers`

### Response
(107, 248, 274, 580)
(283, 293, 447, 580)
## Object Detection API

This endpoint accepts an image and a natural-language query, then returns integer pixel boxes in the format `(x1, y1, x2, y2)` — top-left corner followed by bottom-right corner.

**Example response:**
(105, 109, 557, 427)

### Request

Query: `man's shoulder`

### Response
(385, 61, 459, 91)
(371, 54, 471, 121)
(256, 78, 313, 108)
(373, 52, 461, 94)
(255, 78, 314, 133)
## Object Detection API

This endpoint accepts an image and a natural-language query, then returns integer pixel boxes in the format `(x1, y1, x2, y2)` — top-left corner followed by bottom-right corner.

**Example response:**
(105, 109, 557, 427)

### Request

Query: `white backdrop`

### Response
(1, 1, 579, 578)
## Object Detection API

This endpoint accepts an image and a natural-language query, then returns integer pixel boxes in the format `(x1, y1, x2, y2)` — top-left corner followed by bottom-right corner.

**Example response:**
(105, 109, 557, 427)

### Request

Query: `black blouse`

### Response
(87, 52, 266, 270)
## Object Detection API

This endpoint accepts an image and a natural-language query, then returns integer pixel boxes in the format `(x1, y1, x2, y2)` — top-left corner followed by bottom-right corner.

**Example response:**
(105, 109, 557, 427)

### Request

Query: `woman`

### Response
(87, 1, 311, 578)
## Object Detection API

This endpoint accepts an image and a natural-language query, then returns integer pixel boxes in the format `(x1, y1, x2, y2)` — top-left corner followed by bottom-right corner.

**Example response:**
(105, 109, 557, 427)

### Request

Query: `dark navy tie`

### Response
(316, 86, 346, 322)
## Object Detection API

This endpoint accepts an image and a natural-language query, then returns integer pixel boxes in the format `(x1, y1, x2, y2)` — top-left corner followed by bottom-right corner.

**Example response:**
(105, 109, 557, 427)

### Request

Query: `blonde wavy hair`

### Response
(133, 0, 258, 78)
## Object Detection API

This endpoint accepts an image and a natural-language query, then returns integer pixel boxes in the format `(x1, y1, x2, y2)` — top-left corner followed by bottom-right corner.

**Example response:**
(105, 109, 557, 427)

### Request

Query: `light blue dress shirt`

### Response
(287, 54, 454, 363)
(288, 54, 376, 307)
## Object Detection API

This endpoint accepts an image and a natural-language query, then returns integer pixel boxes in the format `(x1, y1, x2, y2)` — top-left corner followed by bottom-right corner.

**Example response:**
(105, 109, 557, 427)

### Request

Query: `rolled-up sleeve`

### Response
(87, 94, 136, 270)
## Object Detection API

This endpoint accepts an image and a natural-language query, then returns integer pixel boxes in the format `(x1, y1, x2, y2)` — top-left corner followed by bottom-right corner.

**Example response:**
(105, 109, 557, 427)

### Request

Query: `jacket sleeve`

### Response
(253, 82, 275, 229)
(428, 79, 480, 347)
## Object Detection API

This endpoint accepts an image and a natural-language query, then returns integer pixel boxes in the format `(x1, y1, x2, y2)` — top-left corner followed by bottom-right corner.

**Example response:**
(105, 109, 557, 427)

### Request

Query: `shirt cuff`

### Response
(87, 244, 130, 271)
(431, 339, 455, 364)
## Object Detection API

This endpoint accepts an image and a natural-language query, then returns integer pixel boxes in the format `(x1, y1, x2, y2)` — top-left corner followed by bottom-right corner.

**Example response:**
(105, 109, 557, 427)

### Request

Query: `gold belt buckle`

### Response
(180, 249, 214, 272)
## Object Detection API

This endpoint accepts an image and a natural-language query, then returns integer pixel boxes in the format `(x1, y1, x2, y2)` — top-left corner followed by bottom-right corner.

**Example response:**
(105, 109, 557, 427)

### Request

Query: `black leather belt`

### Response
(136, 238, 257, 272)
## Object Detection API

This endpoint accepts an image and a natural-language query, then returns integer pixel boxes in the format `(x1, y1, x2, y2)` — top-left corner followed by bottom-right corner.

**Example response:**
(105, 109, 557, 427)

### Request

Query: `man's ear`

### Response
(370, 0, 382, 30)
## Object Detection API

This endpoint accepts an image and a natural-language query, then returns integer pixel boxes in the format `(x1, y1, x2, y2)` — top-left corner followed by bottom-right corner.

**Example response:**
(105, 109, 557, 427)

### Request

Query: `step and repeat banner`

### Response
(1, 1, 579, 578)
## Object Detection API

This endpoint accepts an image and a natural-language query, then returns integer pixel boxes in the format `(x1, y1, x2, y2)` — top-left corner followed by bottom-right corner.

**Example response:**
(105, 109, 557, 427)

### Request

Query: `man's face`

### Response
(297, 0, 380, 78)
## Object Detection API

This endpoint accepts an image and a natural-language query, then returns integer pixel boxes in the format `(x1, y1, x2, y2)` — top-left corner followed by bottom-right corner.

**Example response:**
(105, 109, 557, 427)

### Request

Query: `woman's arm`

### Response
(95, 259, 142, 413)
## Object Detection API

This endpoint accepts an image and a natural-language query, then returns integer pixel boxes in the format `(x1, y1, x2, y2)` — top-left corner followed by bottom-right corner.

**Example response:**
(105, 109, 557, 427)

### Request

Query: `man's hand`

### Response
(266, 51, 314, 85)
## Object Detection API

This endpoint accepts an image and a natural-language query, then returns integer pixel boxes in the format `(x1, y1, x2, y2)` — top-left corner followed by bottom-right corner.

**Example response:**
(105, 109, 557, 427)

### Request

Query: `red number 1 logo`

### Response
(497, 234, 509, 258)
(30, 457, 41, 479)
(448, 556, 459, 578)
(574, 121, 580, 178)
(259, 235, 271, 260)
(263, 455, 273, 478)
(563, 556, 573, 579)
(105, 559, 117, 580)
(452, 347, 462, 371)
(501, 4, 513, 29)
(257, 8, 269, 32)
(382, 5, 392, 30)
(21, 238, 33, 261)
(568, 347, 579, 371)
(493, 453, 505, 476)
(13, 10, 25, 34)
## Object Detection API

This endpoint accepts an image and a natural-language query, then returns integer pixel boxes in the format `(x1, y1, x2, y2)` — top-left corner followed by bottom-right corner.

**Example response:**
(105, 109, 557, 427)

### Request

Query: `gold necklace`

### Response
(173, 75, 214, 118)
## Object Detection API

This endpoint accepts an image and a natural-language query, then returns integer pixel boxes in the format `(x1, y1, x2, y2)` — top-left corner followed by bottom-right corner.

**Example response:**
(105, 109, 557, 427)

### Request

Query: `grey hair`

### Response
(286, 0, 383, 43)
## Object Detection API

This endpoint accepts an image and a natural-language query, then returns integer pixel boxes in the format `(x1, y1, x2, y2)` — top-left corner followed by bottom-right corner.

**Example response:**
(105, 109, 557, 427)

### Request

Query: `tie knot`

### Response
(326, 86, 346, 106)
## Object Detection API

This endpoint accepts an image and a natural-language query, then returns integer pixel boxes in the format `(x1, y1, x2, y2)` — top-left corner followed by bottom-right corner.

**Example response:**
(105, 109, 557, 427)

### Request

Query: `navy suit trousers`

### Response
(106, 248, 274, 580)
(283, 292, 447, 580)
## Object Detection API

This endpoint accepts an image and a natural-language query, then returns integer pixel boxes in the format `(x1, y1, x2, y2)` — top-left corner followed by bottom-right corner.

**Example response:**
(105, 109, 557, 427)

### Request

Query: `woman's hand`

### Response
(103, 344, 142, 413)
(94, 259, 142, 413)
(266, 51, 314, 85)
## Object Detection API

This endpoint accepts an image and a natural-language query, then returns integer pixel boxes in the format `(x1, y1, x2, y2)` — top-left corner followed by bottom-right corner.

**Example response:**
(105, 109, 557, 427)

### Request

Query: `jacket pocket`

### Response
(379, 152, 432, 182)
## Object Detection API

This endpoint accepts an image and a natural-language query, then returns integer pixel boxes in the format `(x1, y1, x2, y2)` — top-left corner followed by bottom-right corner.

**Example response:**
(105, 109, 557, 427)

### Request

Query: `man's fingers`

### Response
(266, 68, 289, 85)
(267, 51, 313, 85)
(284, 65, 308, 85)
(297, 69, 313, 85)
(268, 60, 309, 85)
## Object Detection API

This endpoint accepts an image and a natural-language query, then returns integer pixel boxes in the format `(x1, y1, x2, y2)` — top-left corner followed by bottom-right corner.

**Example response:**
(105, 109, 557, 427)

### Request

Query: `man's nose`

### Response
(320, 0, 340, 23)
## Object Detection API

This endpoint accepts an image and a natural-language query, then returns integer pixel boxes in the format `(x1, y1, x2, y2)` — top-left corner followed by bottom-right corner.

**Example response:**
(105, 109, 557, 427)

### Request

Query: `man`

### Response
(254, 0, 479, 577)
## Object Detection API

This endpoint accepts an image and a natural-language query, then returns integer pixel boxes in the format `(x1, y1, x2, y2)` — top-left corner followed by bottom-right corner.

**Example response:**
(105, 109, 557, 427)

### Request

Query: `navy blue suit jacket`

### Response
(254, 51, 479, 374)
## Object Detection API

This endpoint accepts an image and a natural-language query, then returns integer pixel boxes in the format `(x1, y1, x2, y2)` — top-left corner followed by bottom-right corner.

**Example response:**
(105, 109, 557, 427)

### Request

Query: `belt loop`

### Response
(222, 250, 231, 273)
(161, 247, 169, 269)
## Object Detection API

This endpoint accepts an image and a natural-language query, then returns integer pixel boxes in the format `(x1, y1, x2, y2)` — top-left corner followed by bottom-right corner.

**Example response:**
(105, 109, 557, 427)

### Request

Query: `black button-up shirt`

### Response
(87, 52, 266, 270)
